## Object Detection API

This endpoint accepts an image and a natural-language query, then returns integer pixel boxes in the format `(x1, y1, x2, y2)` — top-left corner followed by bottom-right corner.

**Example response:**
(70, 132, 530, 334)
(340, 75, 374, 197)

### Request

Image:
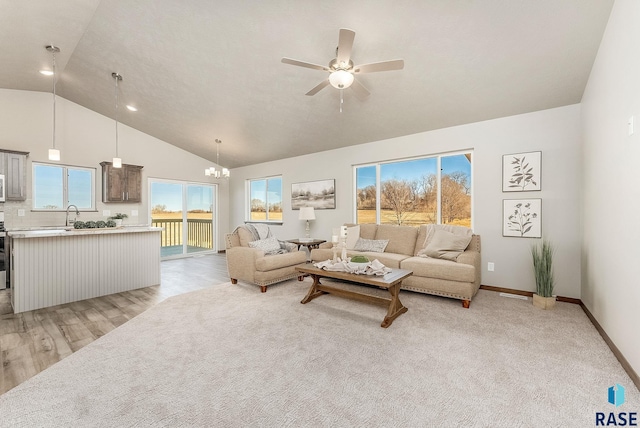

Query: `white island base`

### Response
(8, 227, 162, 313)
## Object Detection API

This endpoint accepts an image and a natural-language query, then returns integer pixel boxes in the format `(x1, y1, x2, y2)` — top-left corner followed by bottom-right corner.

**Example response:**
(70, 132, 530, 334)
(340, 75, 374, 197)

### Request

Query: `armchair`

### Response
(225, 225, 307, 292)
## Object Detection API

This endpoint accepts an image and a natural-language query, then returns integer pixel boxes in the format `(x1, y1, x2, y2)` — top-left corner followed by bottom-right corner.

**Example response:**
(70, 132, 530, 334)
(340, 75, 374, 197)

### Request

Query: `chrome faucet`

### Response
(66, 204, 80, 226)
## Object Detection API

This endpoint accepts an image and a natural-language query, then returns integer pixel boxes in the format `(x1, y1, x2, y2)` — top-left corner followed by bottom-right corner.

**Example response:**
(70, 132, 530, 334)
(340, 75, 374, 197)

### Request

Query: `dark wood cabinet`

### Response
(100, 162, 143, 203)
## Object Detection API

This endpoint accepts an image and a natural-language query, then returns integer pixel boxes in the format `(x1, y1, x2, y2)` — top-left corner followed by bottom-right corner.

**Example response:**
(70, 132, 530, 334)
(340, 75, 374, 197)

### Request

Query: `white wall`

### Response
(0, 89, 230, 250)
(581, 0, 640, 377)
(230, 104, 582, 298)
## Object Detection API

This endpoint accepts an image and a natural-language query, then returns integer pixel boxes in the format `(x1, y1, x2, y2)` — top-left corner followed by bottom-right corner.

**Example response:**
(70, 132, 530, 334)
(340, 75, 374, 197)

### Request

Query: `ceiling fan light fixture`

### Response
(329, 70, 354, 89)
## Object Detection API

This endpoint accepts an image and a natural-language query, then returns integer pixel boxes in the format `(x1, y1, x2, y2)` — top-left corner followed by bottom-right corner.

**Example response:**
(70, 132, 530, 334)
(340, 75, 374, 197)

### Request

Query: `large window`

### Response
(355, 152, 472, 227)
(248, 176, 282, 222)
(33, 163, 95, 210)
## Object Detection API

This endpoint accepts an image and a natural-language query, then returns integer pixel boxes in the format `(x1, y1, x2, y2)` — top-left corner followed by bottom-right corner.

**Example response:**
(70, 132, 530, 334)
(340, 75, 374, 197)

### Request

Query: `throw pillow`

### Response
(422, 224, 472, 250)
(248, 236, 281, 255)
(421, 229, 472, 261)
(353, 238, 389, 253)
(346, 225, 360, 250)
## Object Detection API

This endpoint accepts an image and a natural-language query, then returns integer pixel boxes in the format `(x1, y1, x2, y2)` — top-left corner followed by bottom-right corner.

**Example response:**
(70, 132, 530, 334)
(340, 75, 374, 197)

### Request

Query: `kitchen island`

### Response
(7, 226, 161, 313)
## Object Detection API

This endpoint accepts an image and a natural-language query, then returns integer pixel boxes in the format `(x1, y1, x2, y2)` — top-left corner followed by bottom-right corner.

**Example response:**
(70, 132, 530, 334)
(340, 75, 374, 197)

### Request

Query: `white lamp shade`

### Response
(48, 148, 60, 161)
(113, 157, 122, 168)
(329, 70, 354, 89)
(299, 206, 316, 221)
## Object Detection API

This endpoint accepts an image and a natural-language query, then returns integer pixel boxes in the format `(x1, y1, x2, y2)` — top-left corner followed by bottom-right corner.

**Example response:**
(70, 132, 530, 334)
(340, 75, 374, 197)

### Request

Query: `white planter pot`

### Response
(115, 219, 123, 227)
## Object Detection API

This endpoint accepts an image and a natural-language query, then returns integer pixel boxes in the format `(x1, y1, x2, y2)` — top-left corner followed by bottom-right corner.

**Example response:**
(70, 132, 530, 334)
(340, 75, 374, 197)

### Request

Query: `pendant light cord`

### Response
(114, 75, 119, 158)
(52, 51, 57, 150)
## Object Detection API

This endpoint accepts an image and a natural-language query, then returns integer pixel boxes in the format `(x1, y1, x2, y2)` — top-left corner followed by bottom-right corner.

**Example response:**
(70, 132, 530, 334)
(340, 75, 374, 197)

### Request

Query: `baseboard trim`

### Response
(579, 302, 640, 392)
(480, 284, 640, 391)
(479, 285, 581, 304)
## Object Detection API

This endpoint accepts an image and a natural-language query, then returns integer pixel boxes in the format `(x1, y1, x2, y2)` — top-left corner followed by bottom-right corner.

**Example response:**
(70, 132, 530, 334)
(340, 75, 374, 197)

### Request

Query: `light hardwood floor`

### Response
(0, 253, 230, 395)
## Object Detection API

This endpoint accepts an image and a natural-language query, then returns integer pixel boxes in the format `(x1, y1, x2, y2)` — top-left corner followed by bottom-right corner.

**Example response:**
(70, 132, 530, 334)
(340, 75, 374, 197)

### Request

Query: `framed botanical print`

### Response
(503, 199, 542, 238)
(502, 151, 541, 192)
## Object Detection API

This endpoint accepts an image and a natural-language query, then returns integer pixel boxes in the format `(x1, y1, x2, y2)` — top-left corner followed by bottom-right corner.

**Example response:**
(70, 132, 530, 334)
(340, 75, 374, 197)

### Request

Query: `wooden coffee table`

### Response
(296, 263, 413, 328)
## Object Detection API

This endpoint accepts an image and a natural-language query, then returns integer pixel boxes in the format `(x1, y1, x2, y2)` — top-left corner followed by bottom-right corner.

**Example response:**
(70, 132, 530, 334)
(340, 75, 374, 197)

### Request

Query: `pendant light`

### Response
(112, 72, 123, 168)
(205, 139, 230, 179)
(46, 46, 61, 161)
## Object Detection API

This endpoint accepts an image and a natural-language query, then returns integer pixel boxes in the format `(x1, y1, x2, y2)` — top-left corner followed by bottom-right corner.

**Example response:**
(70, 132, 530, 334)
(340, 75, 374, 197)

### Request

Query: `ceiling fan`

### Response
(281, 28, 404, 100)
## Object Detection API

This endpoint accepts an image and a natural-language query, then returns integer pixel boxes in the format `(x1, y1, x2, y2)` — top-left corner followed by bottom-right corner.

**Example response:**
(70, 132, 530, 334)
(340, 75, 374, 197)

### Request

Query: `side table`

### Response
(287, 239, 327, 268)
(286, 239, 327, 252)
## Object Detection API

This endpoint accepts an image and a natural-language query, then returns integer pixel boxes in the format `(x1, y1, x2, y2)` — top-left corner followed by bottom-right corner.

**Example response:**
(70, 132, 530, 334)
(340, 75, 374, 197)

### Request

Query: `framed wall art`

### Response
(291, 179, 335, 210)
(502, 151, 541, 192)
(503, 199, 541, 238)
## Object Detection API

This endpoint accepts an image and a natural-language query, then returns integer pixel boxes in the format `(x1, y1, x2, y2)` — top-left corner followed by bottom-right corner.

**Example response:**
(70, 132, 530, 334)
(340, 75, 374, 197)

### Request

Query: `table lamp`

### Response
(299, 207, 316, 239)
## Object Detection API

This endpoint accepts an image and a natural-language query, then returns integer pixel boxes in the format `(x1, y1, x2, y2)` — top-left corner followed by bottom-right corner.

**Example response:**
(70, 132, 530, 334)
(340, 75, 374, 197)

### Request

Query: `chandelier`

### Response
(205, 139, 230, 179)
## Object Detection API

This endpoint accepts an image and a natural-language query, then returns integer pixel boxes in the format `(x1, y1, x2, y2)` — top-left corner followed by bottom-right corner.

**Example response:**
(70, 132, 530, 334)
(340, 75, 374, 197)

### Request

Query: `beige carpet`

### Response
(0, 278, 638, 427)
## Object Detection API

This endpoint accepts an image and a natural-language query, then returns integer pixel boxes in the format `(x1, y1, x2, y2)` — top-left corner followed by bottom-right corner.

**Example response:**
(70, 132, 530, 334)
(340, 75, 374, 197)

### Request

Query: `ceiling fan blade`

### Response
(281, 57, 329, 72)
(305, 79, 330, 96)
(353, 59, 404, 74)
(336, 29, 356, 64)
(350, 78, 370, 100)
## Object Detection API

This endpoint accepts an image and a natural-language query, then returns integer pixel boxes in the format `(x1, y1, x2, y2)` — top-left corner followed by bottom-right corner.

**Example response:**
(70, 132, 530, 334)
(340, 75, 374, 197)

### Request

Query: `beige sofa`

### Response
(225, 227, 307, 292)
(310, 224, 481, 308)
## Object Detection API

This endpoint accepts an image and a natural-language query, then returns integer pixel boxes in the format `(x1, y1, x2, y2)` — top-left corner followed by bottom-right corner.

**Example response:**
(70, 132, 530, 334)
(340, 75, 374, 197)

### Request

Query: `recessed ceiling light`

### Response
(126, 105, 137, 112)
(40, 70, 54, 76)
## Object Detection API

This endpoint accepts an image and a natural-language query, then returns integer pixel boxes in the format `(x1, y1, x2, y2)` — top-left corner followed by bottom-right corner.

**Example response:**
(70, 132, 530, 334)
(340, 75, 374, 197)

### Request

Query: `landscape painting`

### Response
(291, 179, 335, 210)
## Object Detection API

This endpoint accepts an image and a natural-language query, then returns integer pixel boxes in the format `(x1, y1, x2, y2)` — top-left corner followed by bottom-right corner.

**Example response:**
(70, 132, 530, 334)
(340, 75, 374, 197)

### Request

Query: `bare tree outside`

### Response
(355, 154, 471, 227)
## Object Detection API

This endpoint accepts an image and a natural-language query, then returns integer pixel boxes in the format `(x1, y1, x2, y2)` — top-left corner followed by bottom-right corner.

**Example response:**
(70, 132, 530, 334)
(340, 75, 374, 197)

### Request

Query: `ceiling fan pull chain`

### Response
(340, 88, 344, 113)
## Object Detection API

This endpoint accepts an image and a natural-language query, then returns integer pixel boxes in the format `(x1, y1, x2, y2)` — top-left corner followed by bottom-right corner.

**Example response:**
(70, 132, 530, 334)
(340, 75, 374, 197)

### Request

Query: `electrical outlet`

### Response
(17, 209, 25, 217)
(103, 210, 111, 217)
(487, 262, 495, 272)
(131, 210, 138, 217)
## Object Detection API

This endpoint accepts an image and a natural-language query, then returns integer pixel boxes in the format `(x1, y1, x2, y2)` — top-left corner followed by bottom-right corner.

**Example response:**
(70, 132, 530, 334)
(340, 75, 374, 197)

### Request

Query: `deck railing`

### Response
(151, 218, 213, 250)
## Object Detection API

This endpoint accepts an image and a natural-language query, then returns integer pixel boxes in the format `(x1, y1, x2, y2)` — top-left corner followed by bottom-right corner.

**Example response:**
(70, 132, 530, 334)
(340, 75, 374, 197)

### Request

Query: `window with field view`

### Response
(32, 162, 95, 210)
(355, 152, 472, 227)
(248, 176, 282, 222)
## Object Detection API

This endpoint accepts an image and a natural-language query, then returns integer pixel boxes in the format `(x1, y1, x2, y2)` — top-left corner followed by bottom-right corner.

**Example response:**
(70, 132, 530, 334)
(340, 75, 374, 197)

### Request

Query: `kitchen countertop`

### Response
(7, 226, 162, 239)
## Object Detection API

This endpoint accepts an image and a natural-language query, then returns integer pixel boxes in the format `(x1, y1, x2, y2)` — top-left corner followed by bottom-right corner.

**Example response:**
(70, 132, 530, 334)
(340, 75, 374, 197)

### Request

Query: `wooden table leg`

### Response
(300, 274, 328, 304)
(381, 282, 408, 328)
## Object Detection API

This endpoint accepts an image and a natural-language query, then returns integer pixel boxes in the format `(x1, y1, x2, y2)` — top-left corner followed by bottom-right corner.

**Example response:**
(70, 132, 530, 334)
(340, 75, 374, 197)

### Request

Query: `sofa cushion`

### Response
(255, 250, 307, 272)
(237, 227, 254, 247)
(346, 225, 360, 250)
(358, 223, 378, 240)
(421, 229, 473, 261)
(353, 238, 388, 253)
(349, 251, 409, 269)
(375, 224, 418, 256)
(414, 225, 429, 256)
(401, 256, 476, 283)
(248, 236, 281, 255)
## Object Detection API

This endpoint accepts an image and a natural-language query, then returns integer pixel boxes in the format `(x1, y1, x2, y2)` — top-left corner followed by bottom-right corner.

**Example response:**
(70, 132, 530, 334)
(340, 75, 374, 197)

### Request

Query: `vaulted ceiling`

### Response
(0, 0, 613, 168)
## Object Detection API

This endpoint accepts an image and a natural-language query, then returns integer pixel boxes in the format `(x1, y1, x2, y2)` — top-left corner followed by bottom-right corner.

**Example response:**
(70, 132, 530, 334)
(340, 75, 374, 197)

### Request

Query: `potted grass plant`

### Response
(531, 239, 555, 309)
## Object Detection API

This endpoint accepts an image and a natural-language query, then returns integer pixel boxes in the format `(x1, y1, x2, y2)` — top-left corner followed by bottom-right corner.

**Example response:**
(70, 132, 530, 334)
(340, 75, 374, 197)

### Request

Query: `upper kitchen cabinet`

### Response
(100, 162, 143, 203)
(0, 149, 29, 201)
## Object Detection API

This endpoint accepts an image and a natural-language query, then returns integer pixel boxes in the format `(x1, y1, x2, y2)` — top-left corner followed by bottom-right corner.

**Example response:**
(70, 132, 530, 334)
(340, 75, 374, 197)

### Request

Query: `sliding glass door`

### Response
(150, 179, 217, 258)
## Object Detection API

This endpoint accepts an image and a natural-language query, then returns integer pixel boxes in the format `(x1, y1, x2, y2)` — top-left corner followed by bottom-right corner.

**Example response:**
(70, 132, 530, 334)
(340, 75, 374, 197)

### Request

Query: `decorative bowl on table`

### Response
(347, 255, 371, 270)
